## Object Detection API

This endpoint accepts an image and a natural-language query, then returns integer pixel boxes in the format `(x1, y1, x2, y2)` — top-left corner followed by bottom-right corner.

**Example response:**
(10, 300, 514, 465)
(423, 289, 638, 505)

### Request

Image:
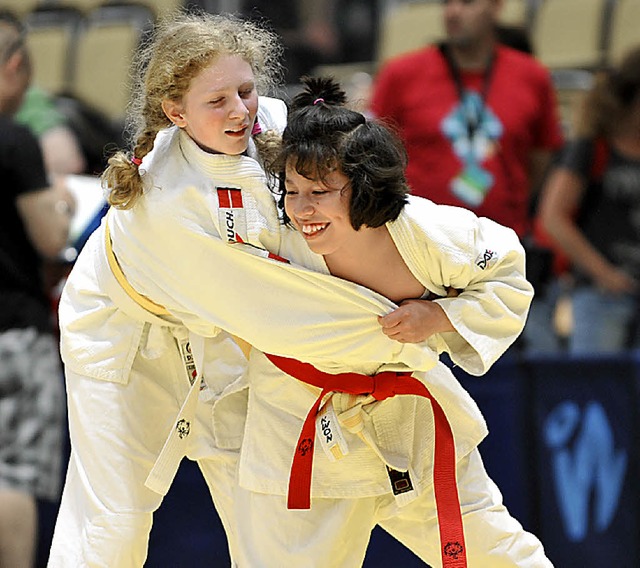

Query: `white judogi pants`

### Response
(232, 449, 553, 568)
(48, 331, 244, 567)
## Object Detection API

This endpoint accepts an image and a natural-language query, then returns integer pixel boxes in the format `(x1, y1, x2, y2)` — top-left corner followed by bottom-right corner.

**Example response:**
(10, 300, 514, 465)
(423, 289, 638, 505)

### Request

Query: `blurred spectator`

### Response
(16, 86, 87, 178)
(539, 45, 640, 354)
(0, 11, 74, 567)
(334, 0, 380, 64)
(370, 0, 564, 353)
(241, 0, 339, 83)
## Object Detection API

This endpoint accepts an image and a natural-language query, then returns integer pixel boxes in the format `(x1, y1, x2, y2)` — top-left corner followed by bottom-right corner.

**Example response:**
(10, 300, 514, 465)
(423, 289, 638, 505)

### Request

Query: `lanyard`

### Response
(439, 43, 496, 142)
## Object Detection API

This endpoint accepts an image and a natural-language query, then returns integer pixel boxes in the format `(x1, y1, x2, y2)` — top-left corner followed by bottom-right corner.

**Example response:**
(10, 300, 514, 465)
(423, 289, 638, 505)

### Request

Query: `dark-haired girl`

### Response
(230, 77, 552, 567)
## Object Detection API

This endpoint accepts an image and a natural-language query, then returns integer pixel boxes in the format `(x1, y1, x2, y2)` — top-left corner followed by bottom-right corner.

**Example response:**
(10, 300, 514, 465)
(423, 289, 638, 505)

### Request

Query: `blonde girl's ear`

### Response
(161, 99, 186, 128)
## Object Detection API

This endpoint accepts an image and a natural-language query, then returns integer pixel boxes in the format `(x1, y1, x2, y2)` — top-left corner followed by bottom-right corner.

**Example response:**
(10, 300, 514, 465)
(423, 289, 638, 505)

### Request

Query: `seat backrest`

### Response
(71, 23, 139, 121)
(499, 0, 529, 27)
(61, 0, 184, 17)
(377, 0, 536, 64)
(143, 0, 184, 18)
(532, 0, 608, 69)
(26, 8, 85, 95)
(70, 5, 154, 122)
(377, 1, 444, 63)
(27, 27, 72, 95)
(607, 0, 640, 65)
(0, 0, 41, 18)
(52, 0, 109, 15)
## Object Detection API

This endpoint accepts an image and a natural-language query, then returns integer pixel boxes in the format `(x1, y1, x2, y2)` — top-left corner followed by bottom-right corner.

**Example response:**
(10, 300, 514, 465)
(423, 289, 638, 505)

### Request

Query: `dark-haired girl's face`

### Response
(283, 161, 354, 256)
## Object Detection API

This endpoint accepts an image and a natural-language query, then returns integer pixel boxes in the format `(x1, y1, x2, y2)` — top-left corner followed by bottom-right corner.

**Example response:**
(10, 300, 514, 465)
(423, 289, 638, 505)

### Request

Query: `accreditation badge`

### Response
(216, 186, 248, 244)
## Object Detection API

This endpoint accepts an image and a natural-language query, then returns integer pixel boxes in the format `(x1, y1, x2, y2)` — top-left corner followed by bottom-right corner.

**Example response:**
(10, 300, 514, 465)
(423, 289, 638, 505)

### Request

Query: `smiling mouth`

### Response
(300, 223, 328, 237)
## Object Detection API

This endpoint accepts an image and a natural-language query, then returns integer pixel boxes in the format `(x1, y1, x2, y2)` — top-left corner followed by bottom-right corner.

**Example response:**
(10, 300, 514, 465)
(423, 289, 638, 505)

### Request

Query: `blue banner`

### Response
(529, 355, 639, 567)
(456, 355, 534, 530)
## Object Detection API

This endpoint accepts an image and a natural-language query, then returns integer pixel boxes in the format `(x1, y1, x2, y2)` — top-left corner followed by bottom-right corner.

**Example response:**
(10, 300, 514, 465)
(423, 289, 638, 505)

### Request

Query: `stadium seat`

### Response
(499, 0, 530, 27)
(26, 7, 85, 96)
(607, 0, 640, 65)
(532, 0, 608, 69)
(142, 0, 184, 18)
(377, 1, 444, 63)
(53, 0, 111, 14)
(377, 0, 537, 64)
(0, 0, 42, 18)
(69, 3, 154, 122)
(59, 0, 184, 17)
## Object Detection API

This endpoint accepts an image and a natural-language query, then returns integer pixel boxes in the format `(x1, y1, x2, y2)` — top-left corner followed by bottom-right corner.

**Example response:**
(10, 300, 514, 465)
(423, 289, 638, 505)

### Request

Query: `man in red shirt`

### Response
(370, 0, 563, 239)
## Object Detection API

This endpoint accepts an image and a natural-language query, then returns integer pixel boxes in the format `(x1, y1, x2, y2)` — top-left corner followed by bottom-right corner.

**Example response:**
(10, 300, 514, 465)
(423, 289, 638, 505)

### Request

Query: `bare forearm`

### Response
(544, 215, 637, 292)
(16, 181, 75, 259)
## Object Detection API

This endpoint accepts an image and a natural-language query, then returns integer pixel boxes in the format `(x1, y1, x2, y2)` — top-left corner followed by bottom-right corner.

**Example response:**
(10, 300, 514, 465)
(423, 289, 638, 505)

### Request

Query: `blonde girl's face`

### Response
(162, 54, 259, 155)
(283, 161, 355, 257)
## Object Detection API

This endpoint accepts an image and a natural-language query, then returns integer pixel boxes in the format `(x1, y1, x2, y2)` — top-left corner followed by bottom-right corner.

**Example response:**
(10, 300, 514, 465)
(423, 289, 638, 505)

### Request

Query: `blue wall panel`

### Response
(529, 355, 640, 568)
(456, 355, 534, 530)
(146, 460, 230, 567)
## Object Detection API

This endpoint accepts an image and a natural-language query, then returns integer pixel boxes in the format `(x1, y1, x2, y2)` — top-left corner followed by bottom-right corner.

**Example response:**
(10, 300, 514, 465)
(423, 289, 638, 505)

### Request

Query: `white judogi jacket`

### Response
(240, 197, 533, 499)
(60, 98, 439, 494)
(60, 95, 532, 500)
(61, 101, 440, 380)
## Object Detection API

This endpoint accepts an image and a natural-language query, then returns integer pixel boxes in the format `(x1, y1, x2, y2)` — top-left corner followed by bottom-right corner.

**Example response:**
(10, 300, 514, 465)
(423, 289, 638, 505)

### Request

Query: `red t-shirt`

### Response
(371, 45, 564, 237)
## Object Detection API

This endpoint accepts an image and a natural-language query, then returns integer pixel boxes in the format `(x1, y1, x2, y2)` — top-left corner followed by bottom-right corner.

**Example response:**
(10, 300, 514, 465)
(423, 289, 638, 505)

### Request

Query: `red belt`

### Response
(264, 353, 467, 567)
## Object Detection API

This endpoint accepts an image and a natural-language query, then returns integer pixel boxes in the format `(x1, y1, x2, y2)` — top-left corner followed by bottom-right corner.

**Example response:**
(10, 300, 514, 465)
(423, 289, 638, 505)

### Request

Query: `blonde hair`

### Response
(103, 10, 283, 209)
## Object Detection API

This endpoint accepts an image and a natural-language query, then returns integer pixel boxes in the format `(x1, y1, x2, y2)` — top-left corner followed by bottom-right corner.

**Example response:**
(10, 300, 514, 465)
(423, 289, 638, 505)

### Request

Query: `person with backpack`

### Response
(539, 45, 640, 353)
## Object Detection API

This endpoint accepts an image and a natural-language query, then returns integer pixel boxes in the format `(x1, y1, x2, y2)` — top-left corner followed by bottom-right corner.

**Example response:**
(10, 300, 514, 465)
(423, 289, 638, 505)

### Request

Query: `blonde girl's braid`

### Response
(103, 9, 284, 210)
(103, 128, 160, 209)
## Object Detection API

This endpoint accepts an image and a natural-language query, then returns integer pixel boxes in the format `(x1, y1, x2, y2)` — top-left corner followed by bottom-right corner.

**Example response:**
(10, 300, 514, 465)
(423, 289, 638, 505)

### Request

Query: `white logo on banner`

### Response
(543, 401, 627, 542)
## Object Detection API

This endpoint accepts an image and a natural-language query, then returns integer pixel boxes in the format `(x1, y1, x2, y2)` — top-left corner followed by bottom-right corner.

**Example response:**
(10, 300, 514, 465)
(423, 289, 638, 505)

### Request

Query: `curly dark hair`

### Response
(274, 77, 409, 230)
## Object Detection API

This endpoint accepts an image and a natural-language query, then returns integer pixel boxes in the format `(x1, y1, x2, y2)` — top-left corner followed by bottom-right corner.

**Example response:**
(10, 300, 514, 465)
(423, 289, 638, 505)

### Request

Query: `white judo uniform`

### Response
(49, 97, 292, 566)
(233, 198, 553, 567)
(49, 93, 551, 566)
(48, 98, 439, 567)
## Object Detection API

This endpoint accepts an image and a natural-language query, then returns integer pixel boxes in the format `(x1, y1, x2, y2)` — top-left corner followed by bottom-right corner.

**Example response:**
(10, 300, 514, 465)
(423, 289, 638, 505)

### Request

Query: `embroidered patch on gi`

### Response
(216, 186, 248, 243)
(386, 466, 414, 495)
(475, 249, 498, 270)
(176, 418, 191, 439)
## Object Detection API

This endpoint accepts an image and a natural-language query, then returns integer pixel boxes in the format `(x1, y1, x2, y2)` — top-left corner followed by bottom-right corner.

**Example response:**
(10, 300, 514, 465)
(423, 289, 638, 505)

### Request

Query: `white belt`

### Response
(145, 331, 205, 495)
